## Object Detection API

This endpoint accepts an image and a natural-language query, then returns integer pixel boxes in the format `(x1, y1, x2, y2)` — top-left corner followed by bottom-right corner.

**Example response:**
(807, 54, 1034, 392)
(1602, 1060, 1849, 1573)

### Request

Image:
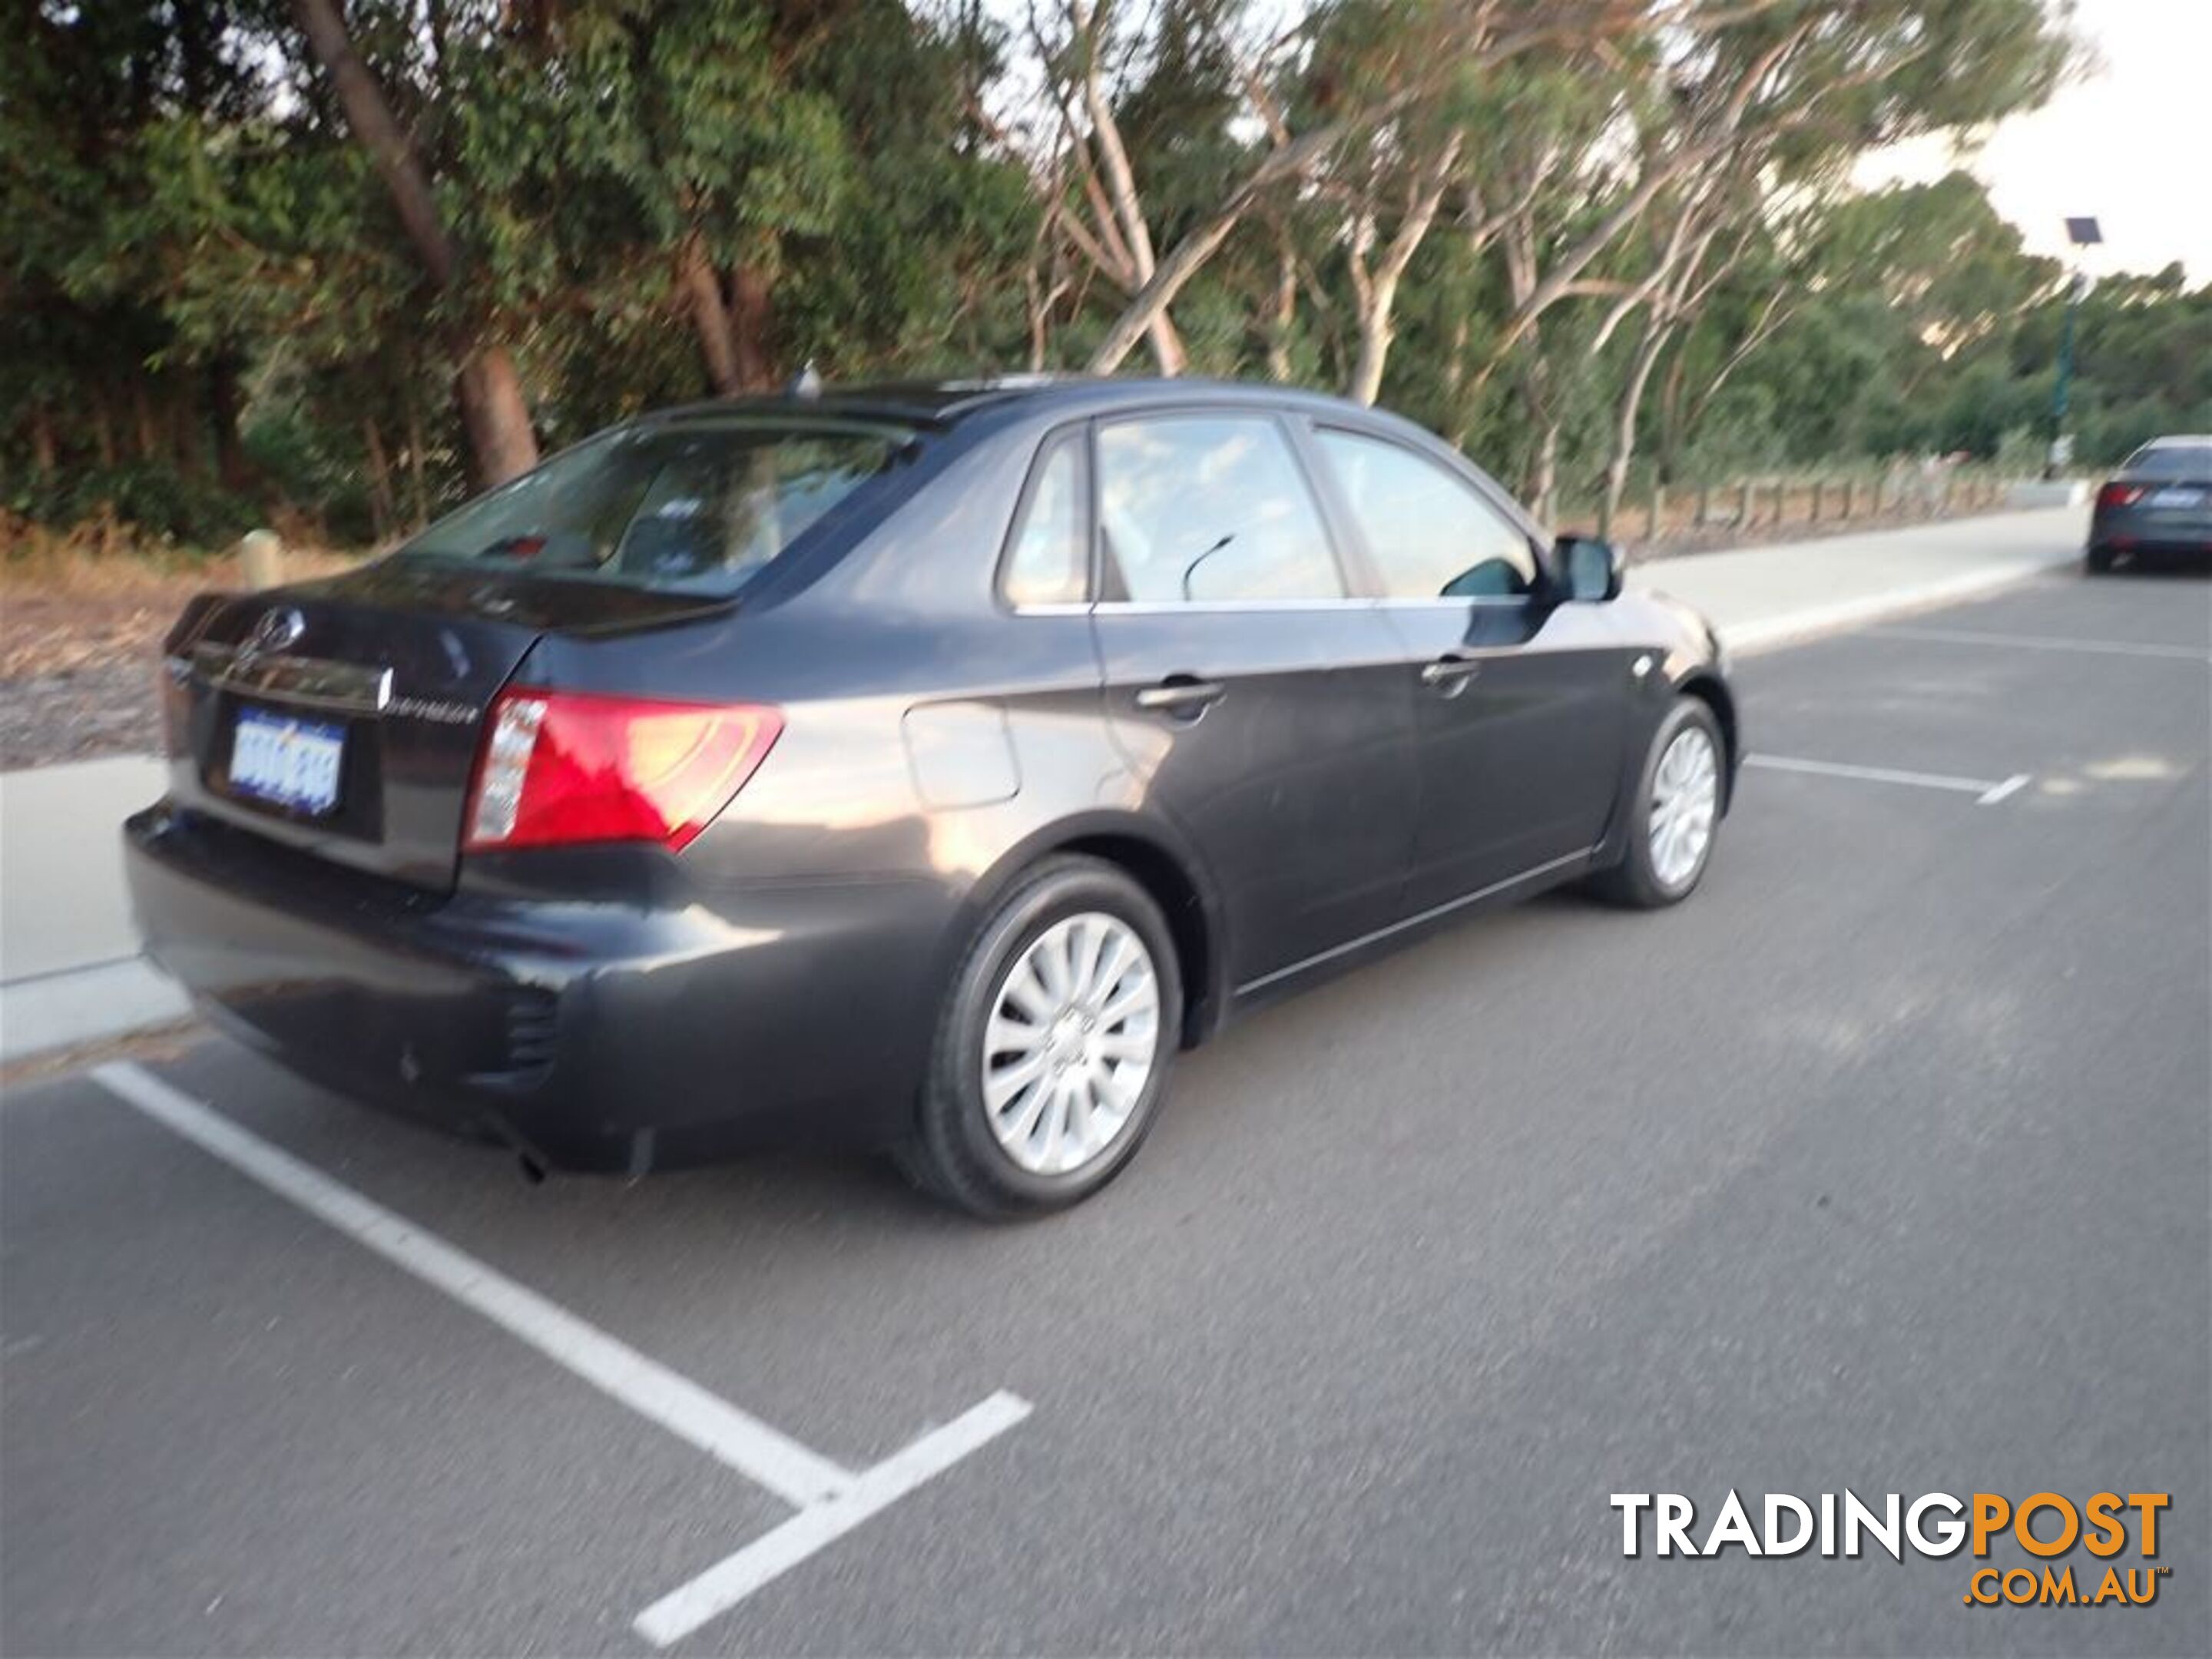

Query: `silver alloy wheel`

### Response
(1648, 724, 1720, 890)
(981, 911, 1161, 1177)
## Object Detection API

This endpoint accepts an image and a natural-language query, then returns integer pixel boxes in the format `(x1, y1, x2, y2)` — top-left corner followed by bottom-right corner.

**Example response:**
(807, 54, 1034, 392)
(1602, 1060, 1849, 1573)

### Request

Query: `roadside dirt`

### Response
(0, 590, 175, 768)
(0, 547, 358, 770)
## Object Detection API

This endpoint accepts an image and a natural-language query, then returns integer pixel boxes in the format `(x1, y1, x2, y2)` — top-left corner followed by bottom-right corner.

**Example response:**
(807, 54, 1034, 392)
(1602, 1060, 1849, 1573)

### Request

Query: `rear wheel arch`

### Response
(955, 820, 1220, 1049)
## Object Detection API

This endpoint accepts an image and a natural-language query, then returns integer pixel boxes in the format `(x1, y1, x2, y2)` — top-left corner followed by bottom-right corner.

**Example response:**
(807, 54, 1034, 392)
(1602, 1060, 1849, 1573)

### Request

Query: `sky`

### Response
(1859, 0, 2211, 281)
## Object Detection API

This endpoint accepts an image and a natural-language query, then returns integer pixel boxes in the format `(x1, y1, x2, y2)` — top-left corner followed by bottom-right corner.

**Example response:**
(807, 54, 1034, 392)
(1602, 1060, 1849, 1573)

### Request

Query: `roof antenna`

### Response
(788, 360, 822, 401)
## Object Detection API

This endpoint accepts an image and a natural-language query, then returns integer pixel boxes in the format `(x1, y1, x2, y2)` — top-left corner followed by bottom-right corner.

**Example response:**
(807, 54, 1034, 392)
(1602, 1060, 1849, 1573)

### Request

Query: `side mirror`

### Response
(1557, 534, 1623, 602)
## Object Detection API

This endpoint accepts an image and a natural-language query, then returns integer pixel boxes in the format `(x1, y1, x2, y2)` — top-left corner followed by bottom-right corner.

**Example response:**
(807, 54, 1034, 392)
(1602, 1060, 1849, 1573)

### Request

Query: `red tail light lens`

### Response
(465, 690, 782, 853)
(2098, 482, 2144, 510)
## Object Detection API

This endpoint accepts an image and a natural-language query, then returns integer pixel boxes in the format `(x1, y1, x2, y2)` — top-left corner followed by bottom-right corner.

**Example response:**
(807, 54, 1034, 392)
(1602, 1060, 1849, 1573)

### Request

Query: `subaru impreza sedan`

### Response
(126, 377, 1737, 1216)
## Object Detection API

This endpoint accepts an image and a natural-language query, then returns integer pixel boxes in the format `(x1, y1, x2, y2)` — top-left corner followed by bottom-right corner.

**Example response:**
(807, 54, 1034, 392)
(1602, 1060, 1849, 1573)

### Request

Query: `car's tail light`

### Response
(465, 690, 782, 853)
(2098, 482, 2144, 510)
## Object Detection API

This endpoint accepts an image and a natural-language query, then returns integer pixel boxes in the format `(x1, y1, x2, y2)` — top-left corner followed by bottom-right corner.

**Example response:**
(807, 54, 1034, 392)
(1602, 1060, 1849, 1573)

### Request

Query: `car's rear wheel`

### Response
(898, 856, 1180, 1217)
(1589, 697, 1724, 909)
(2085, 545, 2115, 574)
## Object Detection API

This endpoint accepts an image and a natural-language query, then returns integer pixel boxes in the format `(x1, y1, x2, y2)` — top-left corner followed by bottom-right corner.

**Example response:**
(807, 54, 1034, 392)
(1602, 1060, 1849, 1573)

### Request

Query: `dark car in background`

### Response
(124, 378, 1737, 1216)
(2088, 435, 2212, 571)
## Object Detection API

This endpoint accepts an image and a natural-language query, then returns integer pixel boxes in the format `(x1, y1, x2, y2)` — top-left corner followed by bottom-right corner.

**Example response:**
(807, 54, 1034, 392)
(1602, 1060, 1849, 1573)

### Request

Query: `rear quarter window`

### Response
(392, 419, 914, 597)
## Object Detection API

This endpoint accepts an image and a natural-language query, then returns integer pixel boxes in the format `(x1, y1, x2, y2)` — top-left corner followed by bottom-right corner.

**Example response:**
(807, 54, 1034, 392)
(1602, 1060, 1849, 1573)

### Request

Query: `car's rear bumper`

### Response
(124, 804, 951, 1171)
(2090, 511, 2212, 556)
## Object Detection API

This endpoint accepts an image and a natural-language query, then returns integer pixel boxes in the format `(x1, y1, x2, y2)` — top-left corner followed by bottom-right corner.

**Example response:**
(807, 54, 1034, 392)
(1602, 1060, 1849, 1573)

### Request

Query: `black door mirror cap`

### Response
(1555, 533, 1624, 603)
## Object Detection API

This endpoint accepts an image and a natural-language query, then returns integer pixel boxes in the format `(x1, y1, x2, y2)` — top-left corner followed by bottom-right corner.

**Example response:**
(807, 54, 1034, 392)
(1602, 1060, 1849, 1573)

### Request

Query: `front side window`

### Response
(393, 419, 912, 596)
(1315, 429, 1538, 599)
(1097, 416, 1344, 603)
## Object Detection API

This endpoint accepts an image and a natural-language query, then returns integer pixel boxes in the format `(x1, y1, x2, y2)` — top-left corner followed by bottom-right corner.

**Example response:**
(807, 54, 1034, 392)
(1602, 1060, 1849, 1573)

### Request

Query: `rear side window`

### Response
(2122, 443, 2212, 480)
(1097, 416, 1344, 603)
(393, 419, 912, 595)
(999, 433, 1089, 606)
(1314, 429, 1538, 598)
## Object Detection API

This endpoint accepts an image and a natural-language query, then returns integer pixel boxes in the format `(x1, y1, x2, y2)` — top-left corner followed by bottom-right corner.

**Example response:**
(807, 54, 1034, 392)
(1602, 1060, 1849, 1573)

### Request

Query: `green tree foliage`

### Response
(2, 0, 2204, 549)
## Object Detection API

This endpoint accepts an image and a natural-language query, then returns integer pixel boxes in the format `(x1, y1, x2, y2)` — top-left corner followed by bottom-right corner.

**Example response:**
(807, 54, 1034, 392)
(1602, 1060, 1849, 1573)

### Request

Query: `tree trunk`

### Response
(1346, 134, 1462, 407)
(171, 381, 203, 473)
(1601, 320, 1675, 527)
(728, 264, 777, 392)
(455, 346, 538, 491)
(131, 382, 159, 460)
(29, 406, 55, 480)
(1266, 237, 1297, 382)
(403, 390, 431, 528)
(292, 0, 537, 484)
(680, 235, 742, 395)
(1526, 417, 1560, 524)
(209, 356, 250, 488)
(1086, 212, 1243, 374)
(292, 0, 457, 286)
(362, 417, 396, 541)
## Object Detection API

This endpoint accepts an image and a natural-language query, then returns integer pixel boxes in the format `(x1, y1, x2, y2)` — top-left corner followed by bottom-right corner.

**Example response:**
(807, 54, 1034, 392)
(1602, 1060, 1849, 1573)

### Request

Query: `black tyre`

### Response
(1588, 697, 1725, 909)
(897, 855, 1181, 1218)
(2085, 545, 2115, 574)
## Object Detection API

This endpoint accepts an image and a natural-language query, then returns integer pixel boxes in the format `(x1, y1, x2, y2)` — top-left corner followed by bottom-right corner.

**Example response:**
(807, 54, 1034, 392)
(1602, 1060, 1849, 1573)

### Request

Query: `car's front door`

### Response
(1306, 424, 1632, 915)
(1087, 410, 1419, 991)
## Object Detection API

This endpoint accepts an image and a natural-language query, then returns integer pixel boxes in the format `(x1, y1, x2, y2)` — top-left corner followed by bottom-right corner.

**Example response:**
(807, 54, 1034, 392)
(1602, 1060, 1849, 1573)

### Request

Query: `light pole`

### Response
(2048, 215, 2101, 475)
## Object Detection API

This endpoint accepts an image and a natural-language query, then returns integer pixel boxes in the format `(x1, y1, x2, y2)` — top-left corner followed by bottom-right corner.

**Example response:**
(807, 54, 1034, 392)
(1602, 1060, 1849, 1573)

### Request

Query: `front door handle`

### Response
(1419, 653, 1484, 690)
(1135, 677, 1227, 717)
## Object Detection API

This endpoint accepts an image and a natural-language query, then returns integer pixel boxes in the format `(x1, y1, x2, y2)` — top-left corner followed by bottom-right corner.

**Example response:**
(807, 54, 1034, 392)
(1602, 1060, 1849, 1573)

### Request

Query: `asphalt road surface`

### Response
(5, 569, 2207, 1657)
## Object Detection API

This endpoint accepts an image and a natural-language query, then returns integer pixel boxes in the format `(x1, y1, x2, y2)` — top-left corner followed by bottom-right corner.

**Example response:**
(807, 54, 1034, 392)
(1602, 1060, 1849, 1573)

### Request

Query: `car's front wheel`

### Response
(1590, 697, 1725, 909)
(899, 856, 1181, 1217)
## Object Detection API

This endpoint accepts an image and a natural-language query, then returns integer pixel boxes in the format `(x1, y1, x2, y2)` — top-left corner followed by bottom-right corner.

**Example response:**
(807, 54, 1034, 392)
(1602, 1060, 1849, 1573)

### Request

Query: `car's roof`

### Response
(2135, 434, 2212, 449)
(634, 375, 1386, 430)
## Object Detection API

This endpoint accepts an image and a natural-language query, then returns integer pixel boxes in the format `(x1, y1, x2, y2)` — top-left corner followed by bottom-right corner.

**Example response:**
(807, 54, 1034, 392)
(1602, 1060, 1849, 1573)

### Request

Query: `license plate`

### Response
(2147, 487, 2205, 510)
(230, 708, 345, 815)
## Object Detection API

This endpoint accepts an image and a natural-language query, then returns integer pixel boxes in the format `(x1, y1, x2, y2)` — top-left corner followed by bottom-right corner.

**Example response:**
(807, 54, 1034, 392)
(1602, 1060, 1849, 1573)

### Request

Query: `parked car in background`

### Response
(124, 378, 1738, 1217)
(2088, 435, 2212, 571)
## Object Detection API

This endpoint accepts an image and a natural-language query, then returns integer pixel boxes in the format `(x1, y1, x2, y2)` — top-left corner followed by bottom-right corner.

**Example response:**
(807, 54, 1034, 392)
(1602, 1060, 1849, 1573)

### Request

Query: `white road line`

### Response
(1869, 624, 2212, 662)
(1744, 753, 2029, 806)
(633, 1391, 1033, 1647)
(91, 1061, 855, 1509)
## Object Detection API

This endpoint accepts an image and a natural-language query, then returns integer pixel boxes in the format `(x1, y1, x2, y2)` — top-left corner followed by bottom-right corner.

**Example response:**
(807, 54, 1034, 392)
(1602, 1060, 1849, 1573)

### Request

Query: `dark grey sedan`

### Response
(126, 378, 1737, 1215)
(2088, 435, 2212, 571)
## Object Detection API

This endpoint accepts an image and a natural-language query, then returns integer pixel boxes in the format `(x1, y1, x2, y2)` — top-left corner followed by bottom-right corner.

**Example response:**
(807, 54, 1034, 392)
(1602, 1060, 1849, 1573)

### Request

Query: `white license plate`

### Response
(2147, 487, 2205, 510)
(230, 708, 345, 815)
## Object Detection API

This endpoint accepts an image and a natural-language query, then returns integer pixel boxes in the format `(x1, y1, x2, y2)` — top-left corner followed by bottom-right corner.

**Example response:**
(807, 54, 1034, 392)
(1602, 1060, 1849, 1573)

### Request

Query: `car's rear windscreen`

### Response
(2121, 443, 2212, 481)
(392, 418, 916, 596)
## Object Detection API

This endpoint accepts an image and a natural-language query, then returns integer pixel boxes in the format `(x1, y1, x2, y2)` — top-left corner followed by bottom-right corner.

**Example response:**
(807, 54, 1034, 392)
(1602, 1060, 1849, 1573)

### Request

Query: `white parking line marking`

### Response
(91, 1061, 853, 1508)
(1869, 624, 2212, 662)
(1745, 753, 2030, 807)
(94, 1061, 1035, 1641)
(633, 1391, 1033, 1647)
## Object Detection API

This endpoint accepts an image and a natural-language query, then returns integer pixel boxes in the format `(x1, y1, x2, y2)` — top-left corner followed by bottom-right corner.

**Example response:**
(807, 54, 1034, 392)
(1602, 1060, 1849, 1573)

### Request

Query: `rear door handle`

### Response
(1135, 677, 1227, 717)
(1419, 654, 1483, 688)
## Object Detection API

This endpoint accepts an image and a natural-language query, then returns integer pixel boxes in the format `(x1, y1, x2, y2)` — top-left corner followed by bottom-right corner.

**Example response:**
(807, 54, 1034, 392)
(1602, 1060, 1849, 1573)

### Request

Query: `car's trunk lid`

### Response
(164, 561, 724, 894)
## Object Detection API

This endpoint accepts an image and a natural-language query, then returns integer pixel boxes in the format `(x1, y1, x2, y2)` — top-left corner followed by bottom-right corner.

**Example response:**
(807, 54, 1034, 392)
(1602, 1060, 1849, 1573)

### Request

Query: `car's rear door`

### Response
(1087, 409, 1418, 991)
(1303, 422, 1631, 914)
